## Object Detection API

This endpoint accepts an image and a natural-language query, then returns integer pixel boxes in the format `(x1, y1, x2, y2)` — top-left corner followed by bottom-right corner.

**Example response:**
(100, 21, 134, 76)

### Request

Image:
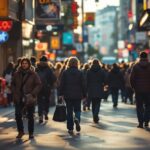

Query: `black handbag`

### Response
(53, 102, 67, 122)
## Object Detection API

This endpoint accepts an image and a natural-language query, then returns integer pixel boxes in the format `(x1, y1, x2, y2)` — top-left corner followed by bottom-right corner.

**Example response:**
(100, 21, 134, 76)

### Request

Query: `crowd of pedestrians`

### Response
(0, 51, 150, 139)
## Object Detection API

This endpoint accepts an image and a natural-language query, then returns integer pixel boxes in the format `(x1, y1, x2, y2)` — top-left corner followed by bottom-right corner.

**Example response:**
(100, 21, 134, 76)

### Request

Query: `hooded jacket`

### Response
(130, 58, 150, 93)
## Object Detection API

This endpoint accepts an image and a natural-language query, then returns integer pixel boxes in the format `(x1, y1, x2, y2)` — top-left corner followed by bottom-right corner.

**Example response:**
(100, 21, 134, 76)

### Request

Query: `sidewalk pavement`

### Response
(0, 106, 14, 117)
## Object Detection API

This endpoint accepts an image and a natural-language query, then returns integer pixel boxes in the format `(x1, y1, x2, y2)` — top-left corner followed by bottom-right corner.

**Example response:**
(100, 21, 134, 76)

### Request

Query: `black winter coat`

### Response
(59, 67, 86, 100)
(87, 66, 105, 99)
(130, 59, 150, 93)
(107, 67, 124, 89)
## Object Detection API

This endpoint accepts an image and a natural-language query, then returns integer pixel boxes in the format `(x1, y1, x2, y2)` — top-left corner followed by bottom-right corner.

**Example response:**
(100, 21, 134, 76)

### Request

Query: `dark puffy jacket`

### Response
(87, 65, 105, 99)
(130, 59, 150, 93)
(107, 67, 124, 89)
(59, 67, 86, 100)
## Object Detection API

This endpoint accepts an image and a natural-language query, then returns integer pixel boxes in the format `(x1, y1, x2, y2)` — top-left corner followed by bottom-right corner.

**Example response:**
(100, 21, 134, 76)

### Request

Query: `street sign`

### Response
(0, 31, 9, 44)
(0, 21, 13, 32)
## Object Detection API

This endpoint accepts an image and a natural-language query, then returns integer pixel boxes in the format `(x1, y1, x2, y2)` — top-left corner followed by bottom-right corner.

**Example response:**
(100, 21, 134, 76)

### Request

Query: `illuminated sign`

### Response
(0, 21, 13, 32)
(0, 31, 9, 44)
(62, 32, 73, 45)
(50, 36, 60, 49)
(35, 42, 48, 51)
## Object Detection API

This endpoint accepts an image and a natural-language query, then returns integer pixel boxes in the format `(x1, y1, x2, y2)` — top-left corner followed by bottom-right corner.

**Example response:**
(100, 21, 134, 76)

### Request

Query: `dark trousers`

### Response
(125, 87, 134, 103)
(111, 88, 119, 107)
(91, 98, 101, 117)
(15, 102, 35, 134)
(37, 91, 50, 117)
(135, 93, 150, 124)
(65, 99, 81, 130)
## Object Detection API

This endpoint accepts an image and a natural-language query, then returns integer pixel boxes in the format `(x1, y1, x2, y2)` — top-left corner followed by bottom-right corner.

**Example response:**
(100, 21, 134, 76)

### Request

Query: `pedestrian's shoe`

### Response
(137, 123, 143, 128)
(29, 134, 34, 139)
(16, 132, 25, 139)
(83, 106, 86, 111)
(39, 116, 43, 124)
(68, 130, 74, 135)
(113, 104, 117, 108)
(45, 114, 49, 121)
(87, 107, 91, 111)
(144, 122, 149, 128)
(93, 116, 99, 124)
(74, 119, 81, 132)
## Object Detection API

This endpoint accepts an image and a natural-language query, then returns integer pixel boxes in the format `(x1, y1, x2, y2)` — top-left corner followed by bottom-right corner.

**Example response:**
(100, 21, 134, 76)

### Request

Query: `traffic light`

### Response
(71, 1, 79, 16)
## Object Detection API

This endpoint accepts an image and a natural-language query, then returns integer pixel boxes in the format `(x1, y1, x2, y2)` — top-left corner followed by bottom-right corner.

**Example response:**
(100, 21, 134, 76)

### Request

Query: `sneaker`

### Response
(74, 119, 81, 132)
(16, 132, 25, 139)
(68, 130, 74, 135)
(29, 134, 34, 139)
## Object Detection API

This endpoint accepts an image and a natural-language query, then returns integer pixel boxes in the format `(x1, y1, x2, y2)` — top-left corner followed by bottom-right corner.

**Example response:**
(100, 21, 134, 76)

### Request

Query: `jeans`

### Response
(65, 99, 81, 130)
(15, 102, 35, 134)
(135, 93, 150, 124)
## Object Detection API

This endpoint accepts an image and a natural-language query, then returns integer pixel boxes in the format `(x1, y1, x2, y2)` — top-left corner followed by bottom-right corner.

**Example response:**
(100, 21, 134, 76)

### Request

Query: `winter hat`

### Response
(40, 55, 48, 62)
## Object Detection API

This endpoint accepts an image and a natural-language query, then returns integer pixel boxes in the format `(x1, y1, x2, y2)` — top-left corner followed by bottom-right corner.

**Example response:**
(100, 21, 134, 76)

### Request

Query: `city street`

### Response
(0, 98, 150, 150)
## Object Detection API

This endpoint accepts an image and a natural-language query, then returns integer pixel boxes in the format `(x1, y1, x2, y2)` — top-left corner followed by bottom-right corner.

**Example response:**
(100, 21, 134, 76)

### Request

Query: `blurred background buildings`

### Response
(0, 0, 150, 74)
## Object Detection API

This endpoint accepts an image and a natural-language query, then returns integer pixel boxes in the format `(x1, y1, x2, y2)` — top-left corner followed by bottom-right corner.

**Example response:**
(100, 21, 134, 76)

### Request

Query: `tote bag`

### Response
(53, 103, 66, 122)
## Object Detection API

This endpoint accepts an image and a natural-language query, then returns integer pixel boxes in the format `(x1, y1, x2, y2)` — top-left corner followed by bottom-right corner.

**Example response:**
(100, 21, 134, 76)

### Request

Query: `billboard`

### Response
(35, 0, 61, 23)
(62, 32, 74, 45)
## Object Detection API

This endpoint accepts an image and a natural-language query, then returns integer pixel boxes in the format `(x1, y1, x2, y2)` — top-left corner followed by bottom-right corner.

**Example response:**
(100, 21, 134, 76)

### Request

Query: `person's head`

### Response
(92, 58, 101, 67)
(140, 51, 148, 59)
(55, 62, 63, 70)
(83, 63, 89, 70)
(21, 58, 31, 70)
(6, 62, 14, 70)
(40, 55, 48, 62)
(67, 57, 80, 68)
(16, 57, 22, 66)
(30, 56, 36, 65)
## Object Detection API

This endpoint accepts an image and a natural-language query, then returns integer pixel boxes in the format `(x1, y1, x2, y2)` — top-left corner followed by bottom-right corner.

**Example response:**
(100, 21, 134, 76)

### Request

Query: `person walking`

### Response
(107, 63, 124, 108)
(130, 51, 150, 128)
(59, 57, 86, 134)
(36, 56, 56, 124)
(12, 58, 41, 139)
(86, 59, 105, 123)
